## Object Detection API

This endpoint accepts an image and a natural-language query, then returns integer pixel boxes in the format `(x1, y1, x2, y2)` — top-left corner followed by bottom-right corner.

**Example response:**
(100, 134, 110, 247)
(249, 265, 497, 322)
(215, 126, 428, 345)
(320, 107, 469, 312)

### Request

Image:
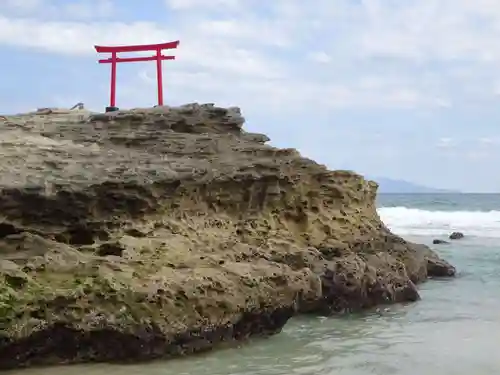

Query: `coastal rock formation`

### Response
(449, 232, 465, 240)
(0, 104, 455, 369)
(433, 239, 450, 245)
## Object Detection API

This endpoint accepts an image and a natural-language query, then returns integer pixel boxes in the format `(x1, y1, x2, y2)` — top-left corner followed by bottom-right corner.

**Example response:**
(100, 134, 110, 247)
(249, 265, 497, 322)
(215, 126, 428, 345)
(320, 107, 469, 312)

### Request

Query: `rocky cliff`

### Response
(0, 104, 455, 370)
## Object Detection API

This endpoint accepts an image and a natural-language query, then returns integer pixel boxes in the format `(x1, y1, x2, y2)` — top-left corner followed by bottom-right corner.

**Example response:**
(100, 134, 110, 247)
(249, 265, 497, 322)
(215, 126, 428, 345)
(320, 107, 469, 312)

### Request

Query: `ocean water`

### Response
(8, 193, 500, 375)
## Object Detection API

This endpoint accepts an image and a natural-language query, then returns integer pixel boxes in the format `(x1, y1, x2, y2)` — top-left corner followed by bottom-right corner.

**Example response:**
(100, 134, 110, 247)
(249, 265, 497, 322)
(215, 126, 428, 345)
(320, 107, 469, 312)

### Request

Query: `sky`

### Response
(1, 0, 500, 192)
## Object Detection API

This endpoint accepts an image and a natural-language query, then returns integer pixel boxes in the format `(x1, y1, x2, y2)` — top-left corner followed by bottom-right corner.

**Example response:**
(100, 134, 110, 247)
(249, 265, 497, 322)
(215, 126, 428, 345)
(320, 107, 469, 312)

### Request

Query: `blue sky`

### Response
(1, 0, 500, 192)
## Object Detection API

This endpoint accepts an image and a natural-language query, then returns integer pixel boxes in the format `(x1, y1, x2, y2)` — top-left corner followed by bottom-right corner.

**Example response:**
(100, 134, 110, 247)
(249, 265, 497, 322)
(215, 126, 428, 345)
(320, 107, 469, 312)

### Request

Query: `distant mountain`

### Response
(367, 177, 457, 193)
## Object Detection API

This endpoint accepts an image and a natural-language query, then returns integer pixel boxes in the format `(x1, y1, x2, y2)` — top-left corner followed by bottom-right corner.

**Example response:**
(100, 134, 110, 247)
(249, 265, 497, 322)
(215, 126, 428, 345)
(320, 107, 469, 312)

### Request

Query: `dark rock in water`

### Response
(433, 239, 450, 245)
(426, 257, 457, 277)
(0, 104, 456, 370)
(449, 232, 464, 240)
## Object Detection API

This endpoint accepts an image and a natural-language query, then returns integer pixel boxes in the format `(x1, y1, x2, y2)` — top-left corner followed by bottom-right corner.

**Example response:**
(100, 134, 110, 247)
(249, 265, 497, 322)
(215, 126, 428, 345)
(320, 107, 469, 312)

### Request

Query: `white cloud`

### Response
(352, 0, 500, 62)
(466, 150, 490, 160)
(478, 137, 500, 146)
(195, 19, 291, 47)
(0, 0, 42, 12)
(0, 17, 175, 55)
(0, 0, 114, 19)
(307, 52, 331, 64)
(436, 137, 455, 148)
(165, 0, 242, 11)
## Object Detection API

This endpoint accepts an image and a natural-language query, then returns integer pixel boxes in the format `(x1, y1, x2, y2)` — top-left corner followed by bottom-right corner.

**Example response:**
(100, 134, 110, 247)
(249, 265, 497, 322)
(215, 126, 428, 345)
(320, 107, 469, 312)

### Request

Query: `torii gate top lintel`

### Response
(94, 40, 180, 53)
(94, 40, 180, 112)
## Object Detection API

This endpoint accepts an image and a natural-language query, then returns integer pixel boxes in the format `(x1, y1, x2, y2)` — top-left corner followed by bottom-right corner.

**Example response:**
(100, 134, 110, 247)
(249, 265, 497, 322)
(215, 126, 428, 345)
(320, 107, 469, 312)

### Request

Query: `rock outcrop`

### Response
(433, 239, 450, 245)
(449, 232, 464, 240)
(0, 104, 455, 370)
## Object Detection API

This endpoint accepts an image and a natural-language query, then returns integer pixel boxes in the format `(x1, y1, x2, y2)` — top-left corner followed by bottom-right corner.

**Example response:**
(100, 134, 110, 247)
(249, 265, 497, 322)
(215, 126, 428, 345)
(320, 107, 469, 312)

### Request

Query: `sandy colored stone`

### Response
(0, 103, 455, 369)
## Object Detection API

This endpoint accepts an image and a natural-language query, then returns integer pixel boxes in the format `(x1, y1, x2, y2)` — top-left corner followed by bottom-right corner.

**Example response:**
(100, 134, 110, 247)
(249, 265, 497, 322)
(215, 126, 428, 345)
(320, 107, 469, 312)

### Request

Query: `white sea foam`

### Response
(378, 206, 500, 238)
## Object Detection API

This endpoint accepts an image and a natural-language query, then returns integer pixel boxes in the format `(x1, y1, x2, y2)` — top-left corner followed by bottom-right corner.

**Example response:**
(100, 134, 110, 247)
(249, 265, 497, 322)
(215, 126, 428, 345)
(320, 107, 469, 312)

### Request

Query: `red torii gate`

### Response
(94, 41, 180, 112)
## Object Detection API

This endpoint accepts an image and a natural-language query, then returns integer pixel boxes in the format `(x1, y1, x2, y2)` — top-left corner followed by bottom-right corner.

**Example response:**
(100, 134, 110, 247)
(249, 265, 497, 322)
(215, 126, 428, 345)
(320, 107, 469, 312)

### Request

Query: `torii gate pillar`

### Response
(94, 41, 180, 112)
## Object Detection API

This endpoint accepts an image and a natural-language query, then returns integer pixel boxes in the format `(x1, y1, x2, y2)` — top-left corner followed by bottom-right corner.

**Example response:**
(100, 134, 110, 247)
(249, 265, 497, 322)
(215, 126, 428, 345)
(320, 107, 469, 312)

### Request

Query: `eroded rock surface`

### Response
(0, 104, 455, 369)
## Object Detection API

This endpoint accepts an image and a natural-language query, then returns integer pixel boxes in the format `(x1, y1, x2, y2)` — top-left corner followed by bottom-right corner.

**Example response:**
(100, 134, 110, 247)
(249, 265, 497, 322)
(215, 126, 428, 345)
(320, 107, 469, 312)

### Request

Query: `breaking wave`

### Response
(378, 206, 500, 238)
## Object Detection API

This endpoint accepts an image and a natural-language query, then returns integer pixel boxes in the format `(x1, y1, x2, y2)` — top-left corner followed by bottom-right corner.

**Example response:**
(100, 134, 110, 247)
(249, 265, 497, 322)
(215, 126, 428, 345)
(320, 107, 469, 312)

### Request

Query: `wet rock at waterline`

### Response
(433, 239, 450, 245)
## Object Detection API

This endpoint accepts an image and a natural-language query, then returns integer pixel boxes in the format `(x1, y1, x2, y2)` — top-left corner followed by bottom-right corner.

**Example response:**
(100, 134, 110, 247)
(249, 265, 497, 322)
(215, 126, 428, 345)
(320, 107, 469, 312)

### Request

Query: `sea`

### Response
(8, 193, 500, 375)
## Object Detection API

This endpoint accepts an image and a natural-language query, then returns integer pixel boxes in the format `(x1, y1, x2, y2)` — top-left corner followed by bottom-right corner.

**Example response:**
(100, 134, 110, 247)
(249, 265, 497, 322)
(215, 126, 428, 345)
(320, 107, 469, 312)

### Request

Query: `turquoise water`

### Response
(9, 194, 500, 374)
